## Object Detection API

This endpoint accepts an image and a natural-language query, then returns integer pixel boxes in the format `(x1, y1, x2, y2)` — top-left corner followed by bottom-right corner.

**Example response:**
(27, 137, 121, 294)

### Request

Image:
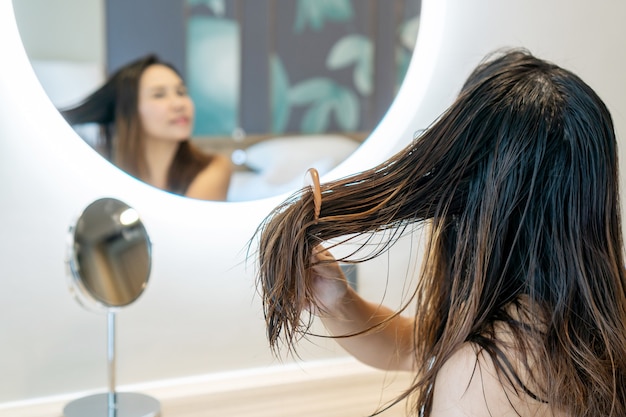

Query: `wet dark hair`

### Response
(60, 54, 214, 195)
(254, 49, 626, 416)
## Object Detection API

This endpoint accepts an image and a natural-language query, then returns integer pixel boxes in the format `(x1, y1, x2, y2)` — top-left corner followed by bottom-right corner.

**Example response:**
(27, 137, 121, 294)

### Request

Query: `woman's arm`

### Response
(310, 247, 416, 371)
(185, 154, 233, 201)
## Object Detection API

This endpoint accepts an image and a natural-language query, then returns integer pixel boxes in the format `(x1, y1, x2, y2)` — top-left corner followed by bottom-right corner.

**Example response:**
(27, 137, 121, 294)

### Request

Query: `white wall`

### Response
(1, 0, 625, 407)
(11, 0, 104, 64)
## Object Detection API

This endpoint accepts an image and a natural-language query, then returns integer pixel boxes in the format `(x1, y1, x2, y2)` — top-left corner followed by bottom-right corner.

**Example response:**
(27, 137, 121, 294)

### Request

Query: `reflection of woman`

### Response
(61, 54, 232, 201)
(255, 49, 626, 416)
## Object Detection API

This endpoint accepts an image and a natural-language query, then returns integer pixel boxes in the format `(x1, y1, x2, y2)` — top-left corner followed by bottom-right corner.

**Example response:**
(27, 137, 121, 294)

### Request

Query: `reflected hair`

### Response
(60, 54, 213, 195)
(254, 49, 626, 416)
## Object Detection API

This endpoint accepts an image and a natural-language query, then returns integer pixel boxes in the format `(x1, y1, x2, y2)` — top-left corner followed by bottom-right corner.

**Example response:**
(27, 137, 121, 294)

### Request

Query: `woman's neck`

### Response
(143, 138, 180, 190)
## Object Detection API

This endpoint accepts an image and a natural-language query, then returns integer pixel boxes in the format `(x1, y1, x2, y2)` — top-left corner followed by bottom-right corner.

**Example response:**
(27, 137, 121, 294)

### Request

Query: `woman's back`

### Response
(432, 299, 564, 417)
(431, 343, 565, 417)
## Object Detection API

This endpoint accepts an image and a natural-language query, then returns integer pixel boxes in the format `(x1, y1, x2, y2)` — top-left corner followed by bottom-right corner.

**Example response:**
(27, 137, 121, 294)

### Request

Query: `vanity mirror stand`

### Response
(64, 198, 160, 417)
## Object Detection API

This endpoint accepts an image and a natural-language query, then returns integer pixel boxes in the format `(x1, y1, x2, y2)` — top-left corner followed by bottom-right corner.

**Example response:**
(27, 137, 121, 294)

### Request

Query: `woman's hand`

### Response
(308, 245, 417, 371)
(308, 245, 350, 317)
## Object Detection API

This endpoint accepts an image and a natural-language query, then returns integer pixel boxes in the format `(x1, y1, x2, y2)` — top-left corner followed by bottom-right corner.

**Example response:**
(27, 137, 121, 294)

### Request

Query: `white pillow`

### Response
(244, 134, 360, 184)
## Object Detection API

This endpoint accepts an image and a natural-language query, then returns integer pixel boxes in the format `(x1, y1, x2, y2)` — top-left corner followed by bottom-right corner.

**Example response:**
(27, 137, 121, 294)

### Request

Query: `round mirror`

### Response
(67, 197, 151, 309)
(12, 0, 421, 202)
(65, 198, 158, 417)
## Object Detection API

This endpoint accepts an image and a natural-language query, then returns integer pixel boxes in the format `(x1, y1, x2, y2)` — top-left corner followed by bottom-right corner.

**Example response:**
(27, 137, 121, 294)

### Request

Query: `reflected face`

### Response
(138, 64, 194, 143)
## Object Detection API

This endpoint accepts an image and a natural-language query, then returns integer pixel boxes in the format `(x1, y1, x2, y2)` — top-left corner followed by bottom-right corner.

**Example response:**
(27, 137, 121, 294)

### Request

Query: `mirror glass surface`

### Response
(12, 0, 421, 201)
(68, 198, 151, 308)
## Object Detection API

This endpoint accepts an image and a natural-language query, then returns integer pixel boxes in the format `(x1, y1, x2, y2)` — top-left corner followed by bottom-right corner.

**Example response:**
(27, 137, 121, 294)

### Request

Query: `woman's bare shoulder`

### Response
(430, 343, 561, 417)
(185, 153, 233, 201)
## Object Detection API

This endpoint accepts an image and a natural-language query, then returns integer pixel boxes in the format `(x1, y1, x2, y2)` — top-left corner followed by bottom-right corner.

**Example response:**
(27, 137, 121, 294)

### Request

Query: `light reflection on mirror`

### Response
(13, 0, 421, 202)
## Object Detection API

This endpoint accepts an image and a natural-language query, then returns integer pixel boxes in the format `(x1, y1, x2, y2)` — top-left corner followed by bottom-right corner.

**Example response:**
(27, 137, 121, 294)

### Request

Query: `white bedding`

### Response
(227, 134, 360, 201)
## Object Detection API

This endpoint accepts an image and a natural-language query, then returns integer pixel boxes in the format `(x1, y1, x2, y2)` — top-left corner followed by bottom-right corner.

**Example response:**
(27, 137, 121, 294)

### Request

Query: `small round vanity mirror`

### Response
(65, 198, 159, 417)
(68, 197, 151, 309)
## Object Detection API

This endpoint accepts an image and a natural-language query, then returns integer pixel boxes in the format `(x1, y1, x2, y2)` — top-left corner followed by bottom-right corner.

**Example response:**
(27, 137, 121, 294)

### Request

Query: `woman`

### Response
(61, 54, 232, 201)
(254, 49, 626, 416)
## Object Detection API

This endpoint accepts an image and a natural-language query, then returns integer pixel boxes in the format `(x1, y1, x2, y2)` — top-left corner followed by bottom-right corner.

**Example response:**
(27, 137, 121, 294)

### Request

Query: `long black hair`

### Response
(255, 49, 626, 416)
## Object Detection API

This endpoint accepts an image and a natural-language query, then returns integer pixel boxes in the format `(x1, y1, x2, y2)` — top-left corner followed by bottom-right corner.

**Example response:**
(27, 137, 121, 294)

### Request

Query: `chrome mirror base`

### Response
(63, 392, 160, 417)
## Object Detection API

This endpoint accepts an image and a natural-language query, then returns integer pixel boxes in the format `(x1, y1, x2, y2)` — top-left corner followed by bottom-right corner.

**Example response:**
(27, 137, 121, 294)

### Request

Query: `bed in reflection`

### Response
(204, 134, 361, 202)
